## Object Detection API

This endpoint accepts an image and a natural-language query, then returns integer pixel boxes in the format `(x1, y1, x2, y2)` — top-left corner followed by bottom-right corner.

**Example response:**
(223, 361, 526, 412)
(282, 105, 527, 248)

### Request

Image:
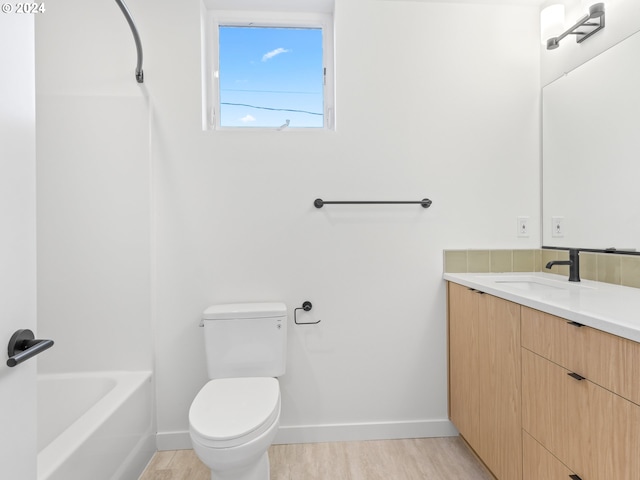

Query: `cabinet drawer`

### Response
(521, 306, 640, 404)
(523, 431, 574, 480)
(522, 348, 640, 480)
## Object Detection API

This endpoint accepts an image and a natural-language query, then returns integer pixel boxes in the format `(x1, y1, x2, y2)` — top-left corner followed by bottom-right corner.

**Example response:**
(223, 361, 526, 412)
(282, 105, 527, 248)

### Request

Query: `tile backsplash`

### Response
(444, 249, 542, 274)
(444, 249, 640, 290)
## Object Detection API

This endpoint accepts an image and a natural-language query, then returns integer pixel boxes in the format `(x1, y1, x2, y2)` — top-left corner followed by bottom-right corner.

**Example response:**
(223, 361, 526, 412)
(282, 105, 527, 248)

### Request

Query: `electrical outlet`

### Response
(552, 216, 564, 237)
(517, 216, 530, 237)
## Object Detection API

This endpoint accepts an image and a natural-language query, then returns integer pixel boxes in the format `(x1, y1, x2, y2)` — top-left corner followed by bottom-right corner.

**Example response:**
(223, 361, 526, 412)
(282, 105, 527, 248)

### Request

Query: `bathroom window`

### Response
(202, 7, 335, 131)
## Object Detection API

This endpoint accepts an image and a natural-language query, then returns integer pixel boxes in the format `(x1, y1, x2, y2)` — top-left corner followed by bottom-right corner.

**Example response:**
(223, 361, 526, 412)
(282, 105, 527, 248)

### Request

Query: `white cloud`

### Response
(240, 114, 256, 123)
(262, 48, 290, 62)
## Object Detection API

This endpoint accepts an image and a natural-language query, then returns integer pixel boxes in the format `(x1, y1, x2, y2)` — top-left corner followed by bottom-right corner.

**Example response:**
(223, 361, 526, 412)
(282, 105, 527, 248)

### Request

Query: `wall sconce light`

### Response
(541, 4, 565, 46)
(545, 3, 605, 50)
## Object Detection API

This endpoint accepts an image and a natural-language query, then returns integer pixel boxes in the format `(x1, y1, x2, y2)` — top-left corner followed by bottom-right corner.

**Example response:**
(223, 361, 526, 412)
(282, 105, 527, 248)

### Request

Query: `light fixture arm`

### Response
(547, 3, 605, 50)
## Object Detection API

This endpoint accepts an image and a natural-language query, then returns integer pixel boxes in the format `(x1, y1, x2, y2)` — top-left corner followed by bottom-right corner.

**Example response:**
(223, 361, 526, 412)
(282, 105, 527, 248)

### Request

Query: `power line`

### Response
(221, 88, 321, 95)
(221, 102, 322, 116)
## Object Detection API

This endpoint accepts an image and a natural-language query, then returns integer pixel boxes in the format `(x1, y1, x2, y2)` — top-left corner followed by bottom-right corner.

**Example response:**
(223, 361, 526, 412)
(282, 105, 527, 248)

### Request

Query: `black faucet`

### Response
(545, 248, 580, 282)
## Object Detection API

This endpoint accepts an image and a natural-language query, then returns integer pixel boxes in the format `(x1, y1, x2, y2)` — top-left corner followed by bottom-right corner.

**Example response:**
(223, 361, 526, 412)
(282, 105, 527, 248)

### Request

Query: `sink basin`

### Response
(494, 280, 565, 293)
(475, 274, 595, 293)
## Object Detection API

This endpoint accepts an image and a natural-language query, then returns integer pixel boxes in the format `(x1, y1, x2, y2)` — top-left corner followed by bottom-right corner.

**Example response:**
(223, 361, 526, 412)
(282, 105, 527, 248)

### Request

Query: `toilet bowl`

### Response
(189, 376, 281, 480)
(190, 303, 287, 480)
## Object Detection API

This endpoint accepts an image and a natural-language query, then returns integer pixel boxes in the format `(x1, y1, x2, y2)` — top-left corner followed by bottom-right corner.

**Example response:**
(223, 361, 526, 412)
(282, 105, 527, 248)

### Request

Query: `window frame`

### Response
(201, 9, 335, 131)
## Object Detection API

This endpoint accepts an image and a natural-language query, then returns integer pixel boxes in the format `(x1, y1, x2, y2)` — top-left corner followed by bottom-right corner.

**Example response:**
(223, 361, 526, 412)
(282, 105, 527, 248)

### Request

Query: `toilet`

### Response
(189, 302, 287, 480)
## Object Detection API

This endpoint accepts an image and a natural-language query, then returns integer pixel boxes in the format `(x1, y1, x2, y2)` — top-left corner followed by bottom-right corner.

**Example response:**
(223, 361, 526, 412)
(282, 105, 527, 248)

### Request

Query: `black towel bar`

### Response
(314, 198, 432, 209)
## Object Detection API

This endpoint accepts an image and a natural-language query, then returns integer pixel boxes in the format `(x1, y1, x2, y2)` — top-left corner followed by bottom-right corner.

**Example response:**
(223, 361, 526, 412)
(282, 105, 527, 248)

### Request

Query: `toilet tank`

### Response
(201, 302, 287, 379)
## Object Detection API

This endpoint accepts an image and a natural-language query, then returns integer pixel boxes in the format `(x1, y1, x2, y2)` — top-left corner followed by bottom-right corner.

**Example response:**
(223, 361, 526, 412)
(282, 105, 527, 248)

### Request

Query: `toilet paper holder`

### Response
(294, 301, 321, 326)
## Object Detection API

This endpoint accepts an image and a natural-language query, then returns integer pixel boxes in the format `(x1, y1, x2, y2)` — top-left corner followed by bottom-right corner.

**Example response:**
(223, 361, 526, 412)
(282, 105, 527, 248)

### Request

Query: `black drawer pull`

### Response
(466, 288, 486, 295)
(567, 321, 583, 327)
(568, 372, 586, 381)
(569, 475, 582, 480)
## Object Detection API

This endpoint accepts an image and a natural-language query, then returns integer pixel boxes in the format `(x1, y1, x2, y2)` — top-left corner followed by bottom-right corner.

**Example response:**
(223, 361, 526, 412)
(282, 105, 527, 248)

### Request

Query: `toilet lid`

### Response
(189, 377, 280, 448)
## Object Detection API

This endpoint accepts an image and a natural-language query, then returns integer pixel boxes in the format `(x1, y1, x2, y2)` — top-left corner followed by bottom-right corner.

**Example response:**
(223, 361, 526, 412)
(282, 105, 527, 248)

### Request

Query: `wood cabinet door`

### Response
(448, 282, 480, 448)
(478, 293, 522, 480)
(448, 283, 522, 480)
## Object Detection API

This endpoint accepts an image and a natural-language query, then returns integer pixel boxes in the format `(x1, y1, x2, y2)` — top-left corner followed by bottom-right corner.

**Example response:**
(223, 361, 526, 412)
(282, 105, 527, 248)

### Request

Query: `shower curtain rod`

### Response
(114, 0, 144, 83)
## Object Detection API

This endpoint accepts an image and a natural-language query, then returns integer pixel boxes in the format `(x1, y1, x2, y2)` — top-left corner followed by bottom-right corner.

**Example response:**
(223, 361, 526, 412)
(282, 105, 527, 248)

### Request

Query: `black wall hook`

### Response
(294, 301, 321, 325)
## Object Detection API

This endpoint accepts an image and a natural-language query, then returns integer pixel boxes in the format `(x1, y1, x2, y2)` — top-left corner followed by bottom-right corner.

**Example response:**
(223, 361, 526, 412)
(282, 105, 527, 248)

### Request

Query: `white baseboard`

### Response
(156, 420, 458, 451)
(156, 431, 192, 451)
(274, 419, 457, 444)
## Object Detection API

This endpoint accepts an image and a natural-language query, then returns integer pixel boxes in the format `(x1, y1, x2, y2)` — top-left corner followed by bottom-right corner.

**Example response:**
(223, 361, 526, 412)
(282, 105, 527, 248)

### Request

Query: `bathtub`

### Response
(37, 371, 155, 480)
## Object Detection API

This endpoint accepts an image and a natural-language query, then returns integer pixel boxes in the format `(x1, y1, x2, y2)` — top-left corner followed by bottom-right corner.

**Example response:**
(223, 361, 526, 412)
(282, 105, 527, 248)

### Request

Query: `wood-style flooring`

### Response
(138, 437, 495, 480)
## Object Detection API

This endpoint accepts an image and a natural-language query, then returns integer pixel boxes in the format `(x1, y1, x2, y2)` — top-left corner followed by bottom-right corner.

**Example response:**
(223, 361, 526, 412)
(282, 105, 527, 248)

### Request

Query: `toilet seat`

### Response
(189, 377, 280, 449)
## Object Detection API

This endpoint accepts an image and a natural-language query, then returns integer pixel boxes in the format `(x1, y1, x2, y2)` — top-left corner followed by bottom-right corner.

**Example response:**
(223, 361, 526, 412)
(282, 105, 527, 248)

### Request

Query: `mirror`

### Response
(542, 30, 640, 252)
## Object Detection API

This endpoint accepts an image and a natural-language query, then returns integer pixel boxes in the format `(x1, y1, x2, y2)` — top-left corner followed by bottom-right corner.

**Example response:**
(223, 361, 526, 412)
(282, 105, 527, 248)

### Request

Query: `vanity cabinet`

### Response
(448, 282, 522, 480)
(521, 307, 640, 480)
(448, 280, 640, 480)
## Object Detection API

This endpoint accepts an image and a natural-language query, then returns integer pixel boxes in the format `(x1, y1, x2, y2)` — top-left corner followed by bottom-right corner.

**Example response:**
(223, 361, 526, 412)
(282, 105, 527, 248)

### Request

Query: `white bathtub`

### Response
(37, 371, 155, 480)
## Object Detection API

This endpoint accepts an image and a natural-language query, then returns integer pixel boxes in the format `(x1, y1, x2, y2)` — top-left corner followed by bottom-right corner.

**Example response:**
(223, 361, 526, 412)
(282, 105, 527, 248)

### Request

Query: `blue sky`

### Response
(219, 26, 324, 128)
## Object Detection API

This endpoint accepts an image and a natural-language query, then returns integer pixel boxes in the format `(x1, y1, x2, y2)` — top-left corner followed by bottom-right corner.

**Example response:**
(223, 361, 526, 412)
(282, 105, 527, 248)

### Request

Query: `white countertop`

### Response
(444, 272, 640, 343)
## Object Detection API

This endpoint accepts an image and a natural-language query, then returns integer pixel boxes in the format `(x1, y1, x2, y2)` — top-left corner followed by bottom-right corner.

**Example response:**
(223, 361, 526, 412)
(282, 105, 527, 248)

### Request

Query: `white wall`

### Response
(35, 2, 152, 374)
(151, 0, 541, 447)
(35, 0, 541, 448)
(35, 96, 152, 373)
(541, 0, 640, 85)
